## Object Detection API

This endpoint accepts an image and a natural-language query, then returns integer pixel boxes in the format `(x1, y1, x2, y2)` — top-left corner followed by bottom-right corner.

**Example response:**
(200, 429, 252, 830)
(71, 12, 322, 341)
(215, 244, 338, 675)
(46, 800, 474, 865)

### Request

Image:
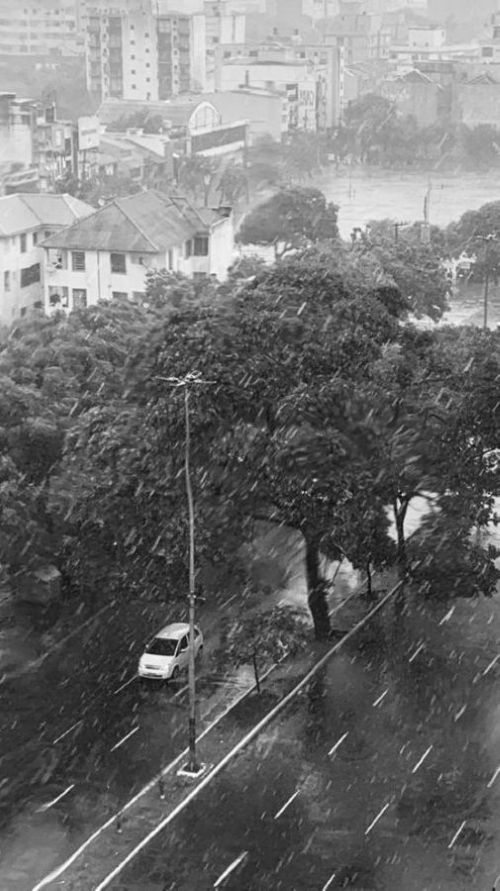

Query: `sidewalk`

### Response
(34, 583, 384, 891)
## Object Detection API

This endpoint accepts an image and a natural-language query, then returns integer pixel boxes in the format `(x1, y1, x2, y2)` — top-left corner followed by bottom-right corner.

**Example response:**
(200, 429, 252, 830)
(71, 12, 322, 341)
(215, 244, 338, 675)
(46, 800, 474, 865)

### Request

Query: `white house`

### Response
(0, 192, 94, 324)
(41, 190, 234, 312)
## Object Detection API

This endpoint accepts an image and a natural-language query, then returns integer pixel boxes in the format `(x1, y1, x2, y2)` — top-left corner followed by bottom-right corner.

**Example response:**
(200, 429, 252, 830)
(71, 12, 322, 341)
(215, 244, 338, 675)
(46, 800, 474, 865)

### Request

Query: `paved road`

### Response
(106, 592, 500, 891)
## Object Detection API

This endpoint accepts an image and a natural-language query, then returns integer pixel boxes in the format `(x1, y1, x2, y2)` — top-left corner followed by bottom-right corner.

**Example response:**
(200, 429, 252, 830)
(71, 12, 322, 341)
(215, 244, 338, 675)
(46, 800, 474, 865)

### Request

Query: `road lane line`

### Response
(487, 766, 500, 788)
(321, 872, 337, 891)
(110, 726, 139, 752)
(411, 745, 433, 774)
(328, 732, 349, 756)
(448, 820, 467, 848)
(52, 721, 83, 745)
(37, 785, 75, 812)
(35, 580, 404, 891)
(372, 688, 388, 707)
(274, 790, 299, 819)
(113, 675, 136, 695)
(213, 851, 248, 887)
(365, 802, 390, 835)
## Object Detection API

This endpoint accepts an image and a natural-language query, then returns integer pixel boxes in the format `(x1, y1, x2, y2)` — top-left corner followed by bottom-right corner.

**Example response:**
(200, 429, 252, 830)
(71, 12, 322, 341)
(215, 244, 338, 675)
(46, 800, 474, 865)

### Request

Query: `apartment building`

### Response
(204, 1, 246, 88)
(216, 37, 341, 129)
(0, 0, 83, 57)
(41, 190, 234, 311)
(86, 6, 206, 102)
(0, 193, 94, 323)
(0, 93, 36, 171)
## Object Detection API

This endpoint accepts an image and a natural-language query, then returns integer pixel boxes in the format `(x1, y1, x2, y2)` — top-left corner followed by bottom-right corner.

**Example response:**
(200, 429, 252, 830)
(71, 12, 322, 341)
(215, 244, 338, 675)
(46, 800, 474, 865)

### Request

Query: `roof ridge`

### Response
(19, 193, 44, 225)
(113, 193, 160, 252)
(169, 193, 207, 231)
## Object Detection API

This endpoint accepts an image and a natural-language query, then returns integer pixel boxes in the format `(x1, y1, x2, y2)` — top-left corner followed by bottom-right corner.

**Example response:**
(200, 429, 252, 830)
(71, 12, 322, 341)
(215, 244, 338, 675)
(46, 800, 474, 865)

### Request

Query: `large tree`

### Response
(237, 187, 339, 258)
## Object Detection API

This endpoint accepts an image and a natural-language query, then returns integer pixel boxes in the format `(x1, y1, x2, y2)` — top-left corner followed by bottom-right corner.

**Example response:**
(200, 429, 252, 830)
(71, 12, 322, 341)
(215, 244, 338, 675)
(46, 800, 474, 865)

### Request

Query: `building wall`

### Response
(86, 8, 204, 102)
(207, 216, 233, 279)
(0, 96, 35, 168)
(0, 225, 61, 323)
(380, 79, 441, 127)
(217, 60, 320, 129)
(207, 89, 285, 141)
(0, 1, 83, 57)
(452, 81, 500, 128)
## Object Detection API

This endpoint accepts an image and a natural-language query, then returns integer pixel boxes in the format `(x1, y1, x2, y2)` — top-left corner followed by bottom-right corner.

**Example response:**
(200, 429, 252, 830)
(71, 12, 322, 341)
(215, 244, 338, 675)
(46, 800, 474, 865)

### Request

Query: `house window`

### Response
(110, 252, 126, 273)
(48, 285, 69, 307)
(3, 270, 10, 291)
(44, 229, 51, 238)
(20, 263, 40, 287)
(71, 250, 85, 271)
(72, 288, 87, 309)
(112, 290, 128, 300)
(20, 233, 27, 252)
(185, 239, 192, 258)
(32, 231, 38, 245)
(193, 236, 209, 256)
(130, 254, 145, 265)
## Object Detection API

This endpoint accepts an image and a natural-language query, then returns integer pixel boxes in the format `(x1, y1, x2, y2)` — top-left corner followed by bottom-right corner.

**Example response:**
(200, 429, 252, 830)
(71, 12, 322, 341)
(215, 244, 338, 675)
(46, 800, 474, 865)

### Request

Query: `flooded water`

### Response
(317, 167, 500, 238)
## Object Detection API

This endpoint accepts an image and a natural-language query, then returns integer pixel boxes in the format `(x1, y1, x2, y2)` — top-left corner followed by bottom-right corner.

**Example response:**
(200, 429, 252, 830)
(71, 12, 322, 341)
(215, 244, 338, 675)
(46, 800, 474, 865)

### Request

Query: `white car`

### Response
(138, 622, 203, 681)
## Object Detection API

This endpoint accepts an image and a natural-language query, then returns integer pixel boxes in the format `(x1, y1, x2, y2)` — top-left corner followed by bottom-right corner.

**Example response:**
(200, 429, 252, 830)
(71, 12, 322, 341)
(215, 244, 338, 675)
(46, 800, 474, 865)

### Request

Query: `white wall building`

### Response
(41, 190, 234, 312)
(0, 0, 83, 57)
(86, 6, 207, 101)
(0, 193, 94, 324)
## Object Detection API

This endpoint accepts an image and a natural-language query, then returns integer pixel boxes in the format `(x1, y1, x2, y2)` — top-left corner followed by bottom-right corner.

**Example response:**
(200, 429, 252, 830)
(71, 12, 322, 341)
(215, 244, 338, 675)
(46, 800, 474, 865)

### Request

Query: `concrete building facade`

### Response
(0, 0, 83, 57)
(0, 193, 93, 323)
(41, 191, 234, 311)
(86, 6, 206, 102)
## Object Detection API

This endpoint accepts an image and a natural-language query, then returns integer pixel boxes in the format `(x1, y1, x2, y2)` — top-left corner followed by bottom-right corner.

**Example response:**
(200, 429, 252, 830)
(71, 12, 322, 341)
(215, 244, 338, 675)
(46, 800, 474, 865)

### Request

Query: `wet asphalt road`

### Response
(107, 593, 500, 891)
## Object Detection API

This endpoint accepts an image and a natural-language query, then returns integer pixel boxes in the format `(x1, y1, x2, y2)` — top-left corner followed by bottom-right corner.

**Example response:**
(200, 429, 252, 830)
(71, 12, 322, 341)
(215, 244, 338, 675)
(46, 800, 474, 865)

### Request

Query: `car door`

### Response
(177, 634, 189, 669)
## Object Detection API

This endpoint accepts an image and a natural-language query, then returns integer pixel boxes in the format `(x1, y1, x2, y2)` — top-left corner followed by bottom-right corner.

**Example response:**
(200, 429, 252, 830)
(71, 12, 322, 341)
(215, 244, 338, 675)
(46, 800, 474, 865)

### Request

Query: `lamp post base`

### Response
(177, 762, 209, 780)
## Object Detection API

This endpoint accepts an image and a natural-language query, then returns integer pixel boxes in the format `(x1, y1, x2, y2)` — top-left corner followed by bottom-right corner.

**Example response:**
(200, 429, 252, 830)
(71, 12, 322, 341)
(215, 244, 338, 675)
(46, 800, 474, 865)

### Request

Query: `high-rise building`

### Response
(0, 0, 84, 57)
(85, 6, 206, 101)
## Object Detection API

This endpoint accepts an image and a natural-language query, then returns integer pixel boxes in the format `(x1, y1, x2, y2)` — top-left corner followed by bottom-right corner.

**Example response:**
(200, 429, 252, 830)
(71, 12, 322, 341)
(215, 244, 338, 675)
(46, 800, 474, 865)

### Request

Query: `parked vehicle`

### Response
(138, 622, 203, 681)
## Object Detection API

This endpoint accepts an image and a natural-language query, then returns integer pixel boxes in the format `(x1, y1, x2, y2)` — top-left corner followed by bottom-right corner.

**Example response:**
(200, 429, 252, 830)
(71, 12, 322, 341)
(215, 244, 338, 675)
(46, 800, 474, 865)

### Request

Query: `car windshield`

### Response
(146, 638, 177, 656)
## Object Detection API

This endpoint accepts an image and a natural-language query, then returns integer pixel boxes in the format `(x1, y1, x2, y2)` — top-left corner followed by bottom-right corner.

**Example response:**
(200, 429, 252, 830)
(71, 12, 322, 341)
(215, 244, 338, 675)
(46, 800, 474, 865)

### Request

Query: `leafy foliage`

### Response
(237, 187, 339, 257)
(219, 605, 310, 667)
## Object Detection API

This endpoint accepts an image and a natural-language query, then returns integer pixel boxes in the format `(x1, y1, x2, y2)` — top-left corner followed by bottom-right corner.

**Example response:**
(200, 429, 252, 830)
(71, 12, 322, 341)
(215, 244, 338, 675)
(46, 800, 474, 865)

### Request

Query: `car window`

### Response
(194, 627, 200, 638)
(146, 638, 177, 656)
(177, 635, 187, 650)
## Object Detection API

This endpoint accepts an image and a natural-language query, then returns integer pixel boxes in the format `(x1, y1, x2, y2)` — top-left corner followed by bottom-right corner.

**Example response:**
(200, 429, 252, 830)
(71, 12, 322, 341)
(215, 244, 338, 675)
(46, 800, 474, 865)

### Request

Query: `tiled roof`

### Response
(0, 193, 93, 237)
(40, 190, 209, 254)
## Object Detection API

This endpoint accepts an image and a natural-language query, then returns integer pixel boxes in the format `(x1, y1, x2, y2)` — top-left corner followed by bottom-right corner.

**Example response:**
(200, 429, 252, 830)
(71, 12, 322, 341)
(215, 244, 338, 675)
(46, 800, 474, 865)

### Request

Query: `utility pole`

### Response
(156, 371, 213, 776)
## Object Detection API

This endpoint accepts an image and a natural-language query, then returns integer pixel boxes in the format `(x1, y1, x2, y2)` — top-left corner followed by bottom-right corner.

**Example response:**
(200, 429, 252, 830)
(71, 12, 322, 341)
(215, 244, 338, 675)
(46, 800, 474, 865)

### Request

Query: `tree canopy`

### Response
(237, 187, 339, 258)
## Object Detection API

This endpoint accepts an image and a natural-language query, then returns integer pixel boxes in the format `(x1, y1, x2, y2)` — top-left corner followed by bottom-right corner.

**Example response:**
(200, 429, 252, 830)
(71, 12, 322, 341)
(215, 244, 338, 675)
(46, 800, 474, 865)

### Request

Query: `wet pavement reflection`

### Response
(109, 592, 500, 891)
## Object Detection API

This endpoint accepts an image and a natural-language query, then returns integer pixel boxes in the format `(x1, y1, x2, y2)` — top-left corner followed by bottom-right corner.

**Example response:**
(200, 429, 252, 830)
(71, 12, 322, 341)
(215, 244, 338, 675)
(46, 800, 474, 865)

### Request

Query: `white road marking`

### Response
(365, 802, 390, 835)
(411, 745, 433, 774)
(372, 688, 388, 707)
(174, 683, 189, 700)
(448, 820, 467, 849)
(35, 581, 404, 891)
(37, 785, 75, 812)
(328, 732, 349, 756)
(213, 851, 248, 887)
(409, 643, 424, 663)
(482, 653, 500, 676)
(110, 726, 139, 752)
(487, 766, 500, 788)
(321, 872, 337, 891)
(52, 721, 83, 745)
(113, 675, 136, 695)
(274, 790, 299, 819)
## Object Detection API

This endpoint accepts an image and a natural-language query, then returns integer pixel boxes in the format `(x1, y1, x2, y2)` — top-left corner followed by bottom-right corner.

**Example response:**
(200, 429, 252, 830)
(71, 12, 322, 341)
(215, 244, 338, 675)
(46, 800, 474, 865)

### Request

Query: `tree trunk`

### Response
(305, 535, 331, 640)
(393, 499, 407, 577)
(365, 560, 374, 601)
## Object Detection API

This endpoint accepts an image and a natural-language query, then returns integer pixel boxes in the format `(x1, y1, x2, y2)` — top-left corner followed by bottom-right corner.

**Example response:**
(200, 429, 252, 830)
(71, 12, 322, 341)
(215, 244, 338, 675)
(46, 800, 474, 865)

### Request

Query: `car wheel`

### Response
(171, 665, 180, 681)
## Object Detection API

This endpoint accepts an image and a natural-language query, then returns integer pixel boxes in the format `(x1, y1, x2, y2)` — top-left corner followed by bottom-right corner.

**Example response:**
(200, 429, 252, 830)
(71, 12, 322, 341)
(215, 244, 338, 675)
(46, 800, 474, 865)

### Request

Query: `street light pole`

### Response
(183, 384, 198, 773)
(156, 371, 212, 776)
